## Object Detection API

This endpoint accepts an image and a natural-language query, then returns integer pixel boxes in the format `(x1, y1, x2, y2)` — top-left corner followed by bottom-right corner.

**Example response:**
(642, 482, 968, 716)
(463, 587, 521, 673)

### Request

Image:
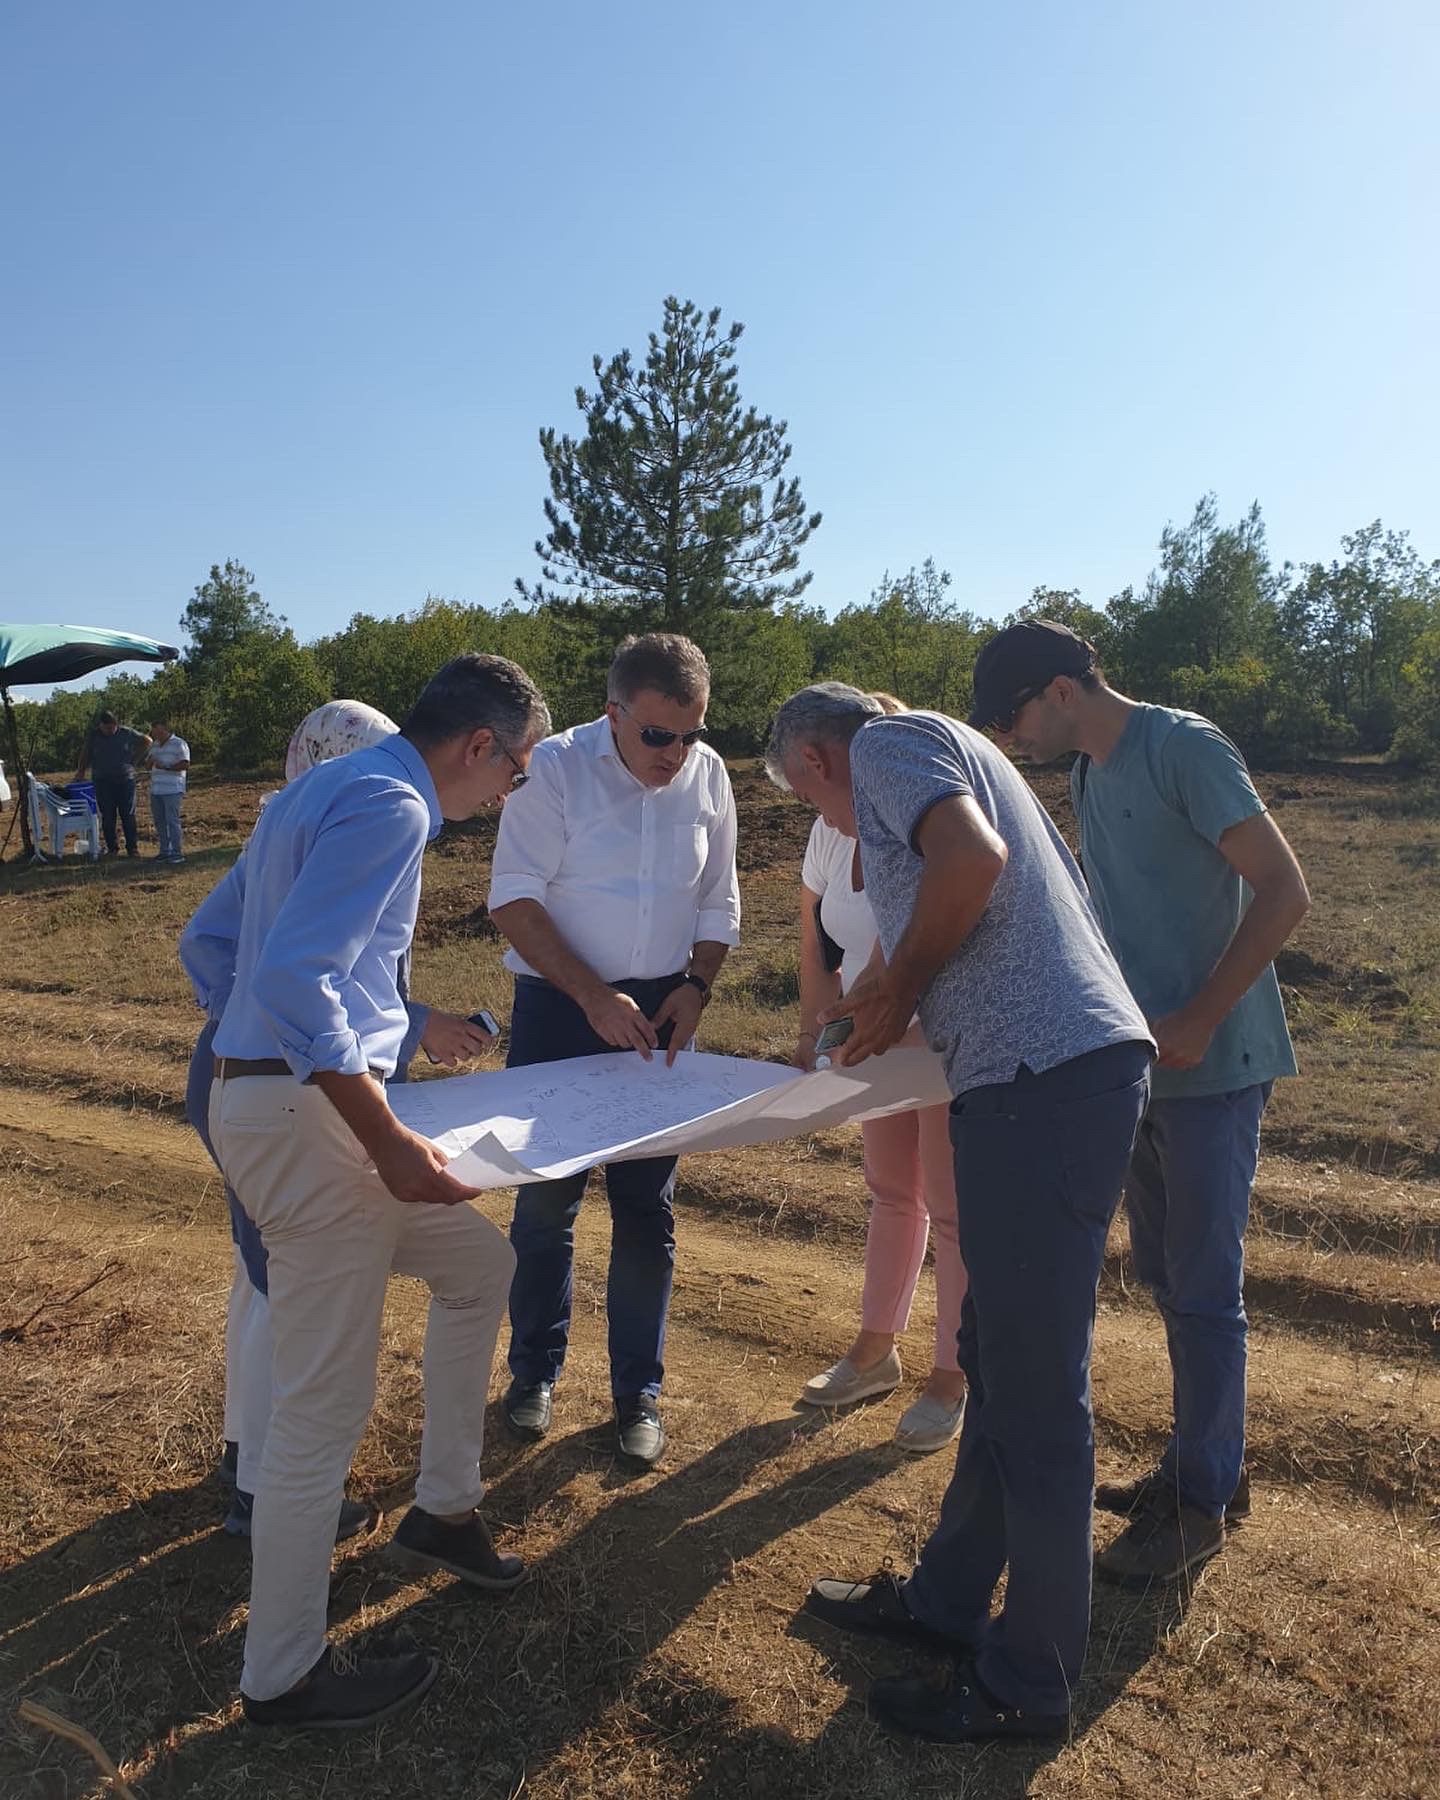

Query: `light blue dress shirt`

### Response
(180, 735, 443, 1080)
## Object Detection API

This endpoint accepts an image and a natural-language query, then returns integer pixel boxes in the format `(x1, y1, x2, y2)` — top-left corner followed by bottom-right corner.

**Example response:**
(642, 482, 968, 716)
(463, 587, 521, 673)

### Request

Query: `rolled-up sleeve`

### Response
(179, 852, 246, 1019)
(251, 790, 430, 1078)
(694, 765, 741, 945)
(488, 747, 566, 910)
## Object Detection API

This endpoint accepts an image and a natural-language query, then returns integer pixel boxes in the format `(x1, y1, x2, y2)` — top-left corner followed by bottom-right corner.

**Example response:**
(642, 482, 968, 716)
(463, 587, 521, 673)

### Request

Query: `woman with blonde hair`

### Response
(792, 692, 968, 1451)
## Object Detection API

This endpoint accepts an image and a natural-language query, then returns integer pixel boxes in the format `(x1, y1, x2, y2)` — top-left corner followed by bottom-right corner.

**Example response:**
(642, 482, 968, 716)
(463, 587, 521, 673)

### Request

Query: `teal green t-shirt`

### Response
(1070, 705, 1297, 1100)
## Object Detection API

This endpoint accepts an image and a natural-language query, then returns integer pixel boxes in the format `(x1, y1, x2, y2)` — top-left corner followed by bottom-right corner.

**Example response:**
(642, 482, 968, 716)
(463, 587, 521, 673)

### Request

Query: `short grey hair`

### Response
(401, 652, 551, 752)
(607, 633, 710, 706)
(764, 682, 883, 789)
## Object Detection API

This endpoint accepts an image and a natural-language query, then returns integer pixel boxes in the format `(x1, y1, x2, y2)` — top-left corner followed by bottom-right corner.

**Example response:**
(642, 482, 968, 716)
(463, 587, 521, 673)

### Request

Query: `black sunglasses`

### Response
(991, 681, 1051, 734)
(618, 702, 707, 749)
(501, 747, 528, 788)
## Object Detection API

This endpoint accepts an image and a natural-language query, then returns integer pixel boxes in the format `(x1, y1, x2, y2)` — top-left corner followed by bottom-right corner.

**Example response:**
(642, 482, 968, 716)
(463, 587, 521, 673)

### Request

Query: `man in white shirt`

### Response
(146, 717, 191, 864)
(488, 633, 741, 1467)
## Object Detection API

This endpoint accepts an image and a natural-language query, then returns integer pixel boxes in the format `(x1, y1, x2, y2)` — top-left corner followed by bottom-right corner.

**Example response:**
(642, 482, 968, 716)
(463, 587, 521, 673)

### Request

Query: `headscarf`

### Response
(284, 700, 400, 783)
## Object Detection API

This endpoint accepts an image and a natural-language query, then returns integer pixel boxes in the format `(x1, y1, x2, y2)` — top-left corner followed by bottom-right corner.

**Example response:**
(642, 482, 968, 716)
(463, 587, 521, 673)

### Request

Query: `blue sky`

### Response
(2, 0, 1436, 670)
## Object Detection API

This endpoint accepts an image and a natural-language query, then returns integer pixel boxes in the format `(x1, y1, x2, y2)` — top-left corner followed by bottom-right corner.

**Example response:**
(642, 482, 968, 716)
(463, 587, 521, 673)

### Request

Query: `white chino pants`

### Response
(210, 1075, 515, 1702)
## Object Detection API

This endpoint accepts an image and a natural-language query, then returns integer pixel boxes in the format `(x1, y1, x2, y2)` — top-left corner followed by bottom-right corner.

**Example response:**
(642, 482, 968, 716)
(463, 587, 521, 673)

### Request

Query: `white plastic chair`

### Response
(25, 772, 101, 860)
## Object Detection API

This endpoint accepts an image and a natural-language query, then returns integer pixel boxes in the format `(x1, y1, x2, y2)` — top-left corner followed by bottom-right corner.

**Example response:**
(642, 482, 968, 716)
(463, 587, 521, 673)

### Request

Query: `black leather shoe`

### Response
(242, 1642, 439, 1730)
(1096, 1463, 1250, 1526)
(869, 1660, 1068, 1744)
(614, 1397, 666, 1467)
(803, 1572, 969, 1654)
(224, 1488, 374, 1544)
(388, 1505, 525, 1589)
(503, 1380, 553, 1441)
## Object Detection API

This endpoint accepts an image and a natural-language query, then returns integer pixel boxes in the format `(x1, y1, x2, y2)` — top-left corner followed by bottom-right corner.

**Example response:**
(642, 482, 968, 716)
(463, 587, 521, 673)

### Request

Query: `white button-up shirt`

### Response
(488, 715, 742, 982)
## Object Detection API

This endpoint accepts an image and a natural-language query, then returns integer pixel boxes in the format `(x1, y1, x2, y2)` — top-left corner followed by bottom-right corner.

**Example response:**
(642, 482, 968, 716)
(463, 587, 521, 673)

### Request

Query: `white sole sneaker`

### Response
(799, 1348, 903, 1409)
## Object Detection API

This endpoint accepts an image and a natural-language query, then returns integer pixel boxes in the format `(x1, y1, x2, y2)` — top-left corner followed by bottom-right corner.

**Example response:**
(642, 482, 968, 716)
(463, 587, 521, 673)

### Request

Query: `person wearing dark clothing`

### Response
(76, 710, 150, 856)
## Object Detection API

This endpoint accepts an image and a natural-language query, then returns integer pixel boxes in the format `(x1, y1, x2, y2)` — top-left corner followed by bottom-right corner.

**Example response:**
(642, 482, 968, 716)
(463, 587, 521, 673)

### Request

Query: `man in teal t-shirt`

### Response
(970, 620, 1310, 1589)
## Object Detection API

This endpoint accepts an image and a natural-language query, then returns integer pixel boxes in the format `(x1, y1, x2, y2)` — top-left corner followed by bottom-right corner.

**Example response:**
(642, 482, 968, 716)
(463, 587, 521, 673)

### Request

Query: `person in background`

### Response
(76, 709, 150, 858)
(488, 633, 741, 1469)
(972, 619, 1309, 1589)
(767, 682, 1153, 1745)
(192, 698, 496, 1535)
(145, 717, 190, 864)
(180, 655, 545, 1730)
(792, 692, 968, 1453)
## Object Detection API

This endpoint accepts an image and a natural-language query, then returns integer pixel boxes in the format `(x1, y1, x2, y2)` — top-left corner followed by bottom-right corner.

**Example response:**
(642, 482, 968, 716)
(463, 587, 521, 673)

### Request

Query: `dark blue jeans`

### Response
(1124, 1084, 1272, 1516)
(95, 775, 138, 855)
(186, 1019, 268, 1295)
(904, 1040, 1152, 1716)
(505, 973, 686, 1402)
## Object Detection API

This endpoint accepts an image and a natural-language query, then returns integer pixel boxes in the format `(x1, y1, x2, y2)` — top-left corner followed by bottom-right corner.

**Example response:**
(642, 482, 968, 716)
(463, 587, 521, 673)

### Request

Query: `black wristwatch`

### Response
(682, 971, 711, 1004)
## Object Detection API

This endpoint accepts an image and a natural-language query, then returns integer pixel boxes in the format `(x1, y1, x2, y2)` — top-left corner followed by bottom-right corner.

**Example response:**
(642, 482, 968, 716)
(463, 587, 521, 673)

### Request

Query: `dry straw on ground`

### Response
(0, 761, 1436, 1798)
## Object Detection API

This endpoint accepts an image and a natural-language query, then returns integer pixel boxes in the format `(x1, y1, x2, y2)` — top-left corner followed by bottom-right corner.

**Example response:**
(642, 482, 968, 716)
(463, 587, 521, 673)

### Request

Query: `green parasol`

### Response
(1, 623, 179, 860)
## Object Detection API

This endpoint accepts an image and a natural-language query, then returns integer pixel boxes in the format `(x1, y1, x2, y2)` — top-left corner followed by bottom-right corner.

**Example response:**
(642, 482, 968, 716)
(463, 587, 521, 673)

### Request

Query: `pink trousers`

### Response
(859, 1102, 968, 1371)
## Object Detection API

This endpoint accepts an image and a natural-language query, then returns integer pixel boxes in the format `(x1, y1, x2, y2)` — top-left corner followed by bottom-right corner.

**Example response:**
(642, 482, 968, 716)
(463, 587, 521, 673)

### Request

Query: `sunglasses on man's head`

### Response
(618, 702, 707, 749)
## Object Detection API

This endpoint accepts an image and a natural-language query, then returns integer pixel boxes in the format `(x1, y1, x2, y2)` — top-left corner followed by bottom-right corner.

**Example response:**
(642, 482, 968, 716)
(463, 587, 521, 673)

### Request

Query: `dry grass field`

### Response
(0, 759, 1435, 1799)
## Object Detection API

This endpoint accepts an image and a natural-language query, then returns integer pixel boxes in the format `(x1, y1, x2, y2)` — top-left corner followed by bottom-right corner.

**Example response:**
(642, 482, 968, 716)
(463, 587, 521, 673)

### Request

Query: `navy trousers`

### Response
(505, 973, 686, 1402)
(904, 1040, 1152, 1716)
(95, 775, 138, 855)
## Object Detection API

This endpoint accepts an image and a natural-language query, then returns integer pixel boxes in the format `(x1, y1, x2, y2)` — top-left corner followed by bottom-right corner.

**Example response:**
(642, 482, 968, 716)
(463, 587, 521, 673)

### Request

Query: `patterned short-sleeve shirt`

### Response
(849, 712, 1152, 1096)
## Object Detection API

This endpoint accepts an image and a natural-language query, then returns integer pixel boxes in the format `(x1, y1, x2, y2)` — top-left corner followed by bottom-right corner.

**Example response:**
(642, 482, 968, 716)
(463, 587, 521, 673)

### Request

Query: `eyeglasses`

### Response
(500, 747, 528, 789)
(991, 682, 1051, 734)
(618, 703, 707, 749)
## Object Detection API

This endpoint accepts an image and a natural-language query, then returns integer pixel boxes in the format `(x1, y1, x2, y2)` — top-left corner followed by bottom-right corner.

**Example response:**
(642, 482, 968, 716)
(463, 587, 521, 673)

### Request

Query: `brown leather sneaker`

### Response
(1095, 1491, 1225, 1589)
(242, 1642, 438, 1730)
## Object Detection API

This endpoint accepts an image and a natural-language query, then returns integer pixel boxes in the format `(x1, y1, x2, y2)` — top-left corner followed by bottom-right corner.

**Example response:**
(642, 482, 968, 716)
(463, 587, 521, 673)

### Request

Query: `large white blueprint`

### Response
(385, 1047, 952, 1188)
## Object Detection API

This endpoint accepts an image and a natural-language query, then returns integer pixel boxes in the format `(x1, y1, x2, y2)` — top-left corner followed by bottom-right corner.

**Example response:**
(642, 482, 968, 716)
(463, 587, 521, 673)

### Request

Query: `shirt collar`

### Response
(371, 734, 445, 839)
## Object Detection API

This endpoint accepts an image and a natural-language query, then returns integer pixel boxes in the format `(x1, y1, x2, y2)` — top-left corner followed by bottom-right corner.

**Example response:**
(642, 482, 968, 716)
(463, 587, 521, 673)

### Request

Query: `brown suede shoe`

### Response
(1095, 1491, 1225, 1589)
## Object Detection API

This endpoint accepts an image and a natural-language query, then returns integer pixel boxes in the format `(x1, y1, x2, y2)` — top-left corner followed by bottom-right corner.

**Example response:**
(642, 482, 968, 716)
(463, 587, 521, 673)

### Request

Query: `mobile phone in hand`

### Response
(813, 1016, 854, 1054)
(468, 1009, 501, 1036)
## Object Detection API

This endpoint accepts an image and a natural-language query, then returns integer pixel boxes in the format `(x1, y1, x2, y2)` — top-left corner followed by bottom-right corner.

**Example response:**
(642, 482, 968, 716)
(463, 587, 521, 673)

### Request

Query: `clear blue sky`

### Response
(2, 0, 1436, 667)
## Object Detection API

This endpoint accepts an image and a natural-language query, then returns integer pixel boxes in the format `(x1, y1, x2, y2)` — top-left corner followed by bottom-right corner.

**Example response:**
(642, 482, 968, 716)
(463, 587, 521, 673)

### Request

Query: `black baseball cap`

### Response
(967, 619, 1097, 730)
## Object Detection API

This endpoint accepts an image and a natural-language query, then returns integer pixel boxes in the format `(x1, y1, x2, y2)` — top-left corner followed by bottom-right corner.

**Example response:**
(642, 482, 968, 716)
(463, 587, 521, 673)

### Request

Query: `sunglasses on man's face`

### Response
(618, 702, 707, 749)
(991, 682, 1051, 734)
(501, 747, 528, 788)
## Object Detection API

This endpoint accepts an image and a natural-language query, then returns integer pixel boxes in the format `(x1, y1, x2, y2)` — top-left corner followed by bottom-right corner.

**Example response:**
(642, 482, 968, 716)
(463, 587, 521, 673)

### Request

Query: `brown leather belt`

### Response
(214, 1057, 386, 1083)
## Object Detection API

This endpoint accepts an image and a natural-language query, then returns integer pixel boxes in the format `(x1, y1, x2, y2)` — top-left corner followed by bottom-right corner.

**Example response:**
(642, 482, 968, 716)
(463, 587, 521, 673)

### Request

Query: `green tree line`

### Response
(15, 499, 1439, 776)
(12, 293, 1439, 775)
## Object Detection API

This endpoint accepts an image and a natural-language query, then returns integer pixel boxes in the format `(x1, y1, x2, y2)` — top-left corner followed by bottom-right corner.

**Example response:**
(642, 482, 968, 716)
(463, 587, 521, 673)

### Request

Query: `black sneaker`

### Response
(503, 1379, 553, 1441)
(388, 1505, 525, 1589)
(803, 1571, 970, 1654)
(615, 1397, 666, 1467)
(869, 1658, 1068, 1744)
(1096, 1463, 1250, 1526)
(242, 1642, 438, 1730)
(224, 1489, 374, 1544)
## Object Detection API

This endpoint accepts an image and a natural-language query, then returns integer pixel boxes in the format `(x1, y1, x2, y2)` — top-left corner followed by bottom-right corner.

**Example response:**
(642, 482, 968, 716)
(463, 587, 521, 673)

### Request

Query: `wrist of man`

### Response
(681, 970, 711, 1006)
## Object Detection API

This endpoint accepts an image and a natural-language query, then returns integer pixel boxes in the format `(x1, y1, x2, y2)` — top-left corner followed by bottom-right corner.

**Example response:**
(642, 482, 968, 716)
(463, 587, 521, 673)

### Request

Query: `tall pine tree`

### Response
(521, 297, 821, 634)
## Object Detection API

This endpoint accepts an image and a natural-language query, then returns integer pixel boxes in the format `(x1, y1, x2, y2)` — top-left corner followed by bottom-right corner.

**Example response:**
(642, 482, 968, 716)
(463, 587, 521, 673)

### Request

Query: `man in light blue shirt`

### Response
(973, 620, 1310, 1592)
(181, 653, 550, 1733)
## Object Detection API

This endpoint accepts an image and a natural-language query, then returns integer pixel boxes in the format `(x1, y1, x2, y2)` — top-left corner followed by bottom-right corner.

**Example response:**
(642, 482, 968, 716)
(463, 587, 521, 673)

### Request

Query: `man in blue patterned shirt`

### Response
(766, 683, 1153, 1745)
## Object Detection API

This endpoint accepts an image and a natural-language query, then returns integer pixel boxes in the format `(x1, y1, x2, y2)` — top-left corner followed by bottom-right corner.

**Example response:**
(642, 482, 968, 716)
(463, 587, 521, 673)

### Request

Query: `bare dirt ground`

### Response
(0, 761, 1436, 1799)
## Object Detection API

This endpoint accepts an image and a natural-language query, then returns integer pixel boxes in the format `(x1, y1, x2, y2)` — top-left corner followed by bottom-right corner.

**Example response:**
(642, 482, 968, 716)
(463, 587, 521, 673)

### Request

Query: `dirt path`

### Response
(2, 1079, 1437, 1800)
